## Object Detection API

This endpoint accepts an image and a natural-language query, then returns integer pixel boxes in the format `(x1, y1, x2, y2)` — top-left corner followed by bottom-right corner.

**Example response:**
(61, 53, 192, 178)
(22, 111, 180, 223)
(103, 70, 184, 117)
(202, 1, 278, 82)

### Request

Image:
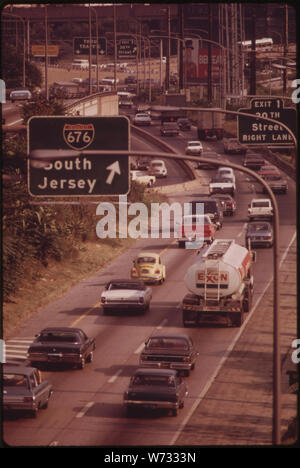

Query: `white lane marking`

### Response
(134, 342, 145, 355)
(108, 369, 122, 383)
(169, 230, 297, 446)
(134, 318, 169, 354)
(157, 318, 168, 329)
(76, 401, 94, 419)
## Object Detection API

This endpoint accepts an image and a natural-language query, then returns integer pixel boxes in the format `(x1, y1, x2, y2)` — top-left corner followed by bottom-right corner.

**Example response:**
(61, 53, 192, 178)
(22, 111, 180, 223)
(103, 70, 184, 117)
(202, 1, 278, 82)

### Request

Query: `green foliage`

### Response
(2, 43, 42, 89)
(21, 96, 65, 124)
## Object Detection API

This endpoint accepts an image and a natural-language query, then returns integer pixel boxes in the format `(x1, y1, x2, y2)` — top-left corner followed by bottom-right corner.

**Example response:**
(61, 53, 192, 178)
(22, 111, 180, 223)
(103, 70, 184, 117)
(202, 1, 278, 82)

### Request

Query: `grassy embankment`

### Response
(3, 180, 167, 339)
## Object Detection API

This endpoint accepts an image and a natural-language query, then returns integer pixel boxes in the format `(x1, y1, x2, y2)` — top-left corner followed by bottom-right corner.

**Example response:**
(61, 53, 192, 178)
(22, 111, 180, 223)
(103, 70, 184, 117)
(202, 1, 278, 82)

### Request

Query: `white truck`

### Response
(182, 239, 254, 327)
(248, 198, 273, 221)
(197, 109, 224, 141)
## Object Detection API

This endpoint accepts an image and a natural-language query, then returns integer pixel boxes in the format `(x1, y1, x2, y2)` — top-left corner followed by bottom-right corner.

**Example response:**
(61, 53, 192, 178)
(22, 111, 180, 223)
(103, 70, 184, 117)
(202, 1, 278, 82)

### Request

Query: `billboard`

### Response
(184, 39, 223, 83)
(31, 45, 59, 57)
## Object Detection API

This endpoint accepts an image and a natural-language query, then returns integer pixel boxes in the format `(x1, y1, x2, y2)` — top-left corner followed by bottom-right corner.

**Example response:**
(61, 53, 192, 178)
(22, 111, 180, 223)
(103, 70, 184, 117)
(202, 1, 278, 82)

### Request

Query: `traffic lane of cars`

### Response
(4, 137, 296, 446)
(131, 133, 190, 187)
(3, 197, 295, 447)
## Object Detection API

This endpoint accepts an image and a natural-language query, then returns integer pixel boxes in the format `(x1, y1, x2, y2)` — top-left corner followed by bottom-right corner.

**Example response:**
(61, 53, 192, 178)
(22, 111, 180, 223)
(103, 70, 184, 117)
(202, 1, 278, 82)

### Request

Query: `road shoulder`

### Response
(174, 237, 297, 446)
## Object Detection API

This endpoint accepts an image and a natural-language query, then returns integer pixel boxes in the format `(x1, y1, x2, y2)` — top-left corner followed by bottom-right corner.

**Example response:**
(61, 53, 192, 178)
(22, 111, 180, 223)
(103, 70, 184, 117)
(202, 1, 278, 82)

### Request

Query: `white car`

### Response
(150, 160, 167, 178)
(101, 279, 152, 314)
(217, 167, 236, 184)
(185, 140, 203, 155)
(209, 176, 236, 196)
(130, 170, 156, 187)
(10, 88, 32, 103)
(248, 198, 273, 221)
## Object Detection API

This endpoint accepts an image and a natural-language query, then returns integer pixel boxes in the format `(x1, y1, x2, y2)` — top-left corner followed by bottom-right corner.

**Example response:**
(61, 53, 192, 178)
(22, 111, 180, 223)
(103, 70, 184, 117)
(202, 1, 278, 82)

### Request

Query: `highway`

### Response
(3, 111, 297, 447)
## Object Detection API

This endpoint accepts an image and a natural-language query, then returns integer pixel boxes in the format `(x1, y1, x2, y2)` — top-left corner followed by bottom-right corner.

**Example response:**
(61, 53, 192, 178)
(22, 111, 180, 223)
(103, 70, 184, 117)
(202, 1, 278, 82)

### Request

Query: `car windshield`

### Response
(264, 175, 282, 181)
(163, 122, 177, 127)
(4, 374, 29, 389)
(188, 142, 200, 146)
(137, 257, 156, 264)
(38, 332, 79, 343)
(147, 338, 188, 350)
(248, 223, 269, 232)
(211, 177, 232, 183)
(132, 375, 175, 387)
(252, 201, 270, 207)
(152, 163, 163, 168)
(108, 282, 143, 290)
(194, 201, 217, 212)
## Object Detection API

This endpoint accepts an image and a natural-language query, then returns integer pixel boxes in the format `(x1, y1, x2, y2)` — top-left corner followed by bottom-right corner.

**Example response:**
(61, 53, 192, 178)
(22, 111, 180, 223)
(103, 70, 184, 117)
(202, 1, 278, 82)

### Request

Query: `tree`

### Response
(2, 43, 42, 89)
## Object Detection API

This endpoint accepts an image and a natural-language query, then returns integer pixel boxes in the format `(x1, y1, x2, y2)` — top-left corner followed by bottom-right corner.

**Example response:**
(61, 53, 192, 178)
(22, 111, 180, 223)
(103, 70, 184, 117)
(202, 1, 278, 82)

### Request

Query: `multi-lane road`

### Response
(3, 108, 297, 447)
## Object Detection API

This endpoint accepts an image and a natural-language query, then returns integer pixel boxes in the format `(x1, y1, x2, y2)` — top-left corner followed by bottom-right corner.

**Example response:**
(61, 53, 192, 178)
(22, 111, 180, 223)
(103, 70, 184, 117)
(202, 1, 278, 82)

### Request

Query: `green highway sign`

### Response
(73, 37, 107, 56)
(238, 98, 297, 146)
(117, 38, 137, 60)
(28, 116, 130, 197)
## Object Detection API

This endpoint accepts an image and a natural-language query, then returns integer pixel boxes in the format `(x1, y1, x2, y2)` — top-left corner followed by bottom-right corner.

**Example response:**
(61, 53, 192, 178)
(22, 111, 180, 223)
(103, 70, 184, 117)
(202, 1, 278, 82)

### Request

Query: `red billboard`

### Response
(184, 39, 223, 83)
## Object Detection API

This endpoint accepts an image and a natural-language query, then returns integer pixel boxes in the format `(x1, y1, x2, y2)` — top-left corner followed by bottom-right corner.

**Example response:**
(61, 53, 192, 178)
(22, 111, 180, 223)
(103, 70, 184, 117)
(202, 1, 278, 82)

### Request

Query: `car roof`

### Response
(137, 252, 159, 258)
(107, 278, 145, 285)
(38, 327, 84, 334)
(147, 333, 190, 341)
(134, 368, 178, 377)
(247, 221, 271, 226)
(3, 364, 37, 375)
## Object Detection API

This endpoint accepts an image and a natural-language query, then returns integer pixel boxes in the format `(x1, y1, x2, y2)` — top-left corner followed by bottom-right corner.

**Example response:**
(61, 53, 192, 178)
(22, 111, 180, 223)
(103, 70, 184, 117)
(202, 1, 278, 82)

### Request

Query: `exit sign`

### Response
(28, 116, 130, 197)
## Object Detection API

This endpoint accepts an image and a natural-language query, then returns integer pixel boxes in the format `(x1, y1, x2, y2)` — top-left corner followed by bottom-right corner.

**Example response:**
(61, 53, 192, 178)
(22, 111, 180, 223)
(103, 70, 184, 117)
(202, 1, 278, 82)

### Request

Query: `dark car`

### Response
(245, 221, 273, 248)
(27, 327, 96, 369)
(258, 164, 281, 179)
(3, 364, 53, 418)
(123, 368, 188, 416)
(262, 174, 288, 194)
(139, 334, 198, 376)
(211, 193, 236, 216)
(196, 151, 222, 169)
(243, 153, 265, 170)
(223, 138, 247, 154)
(124, 76, 137, 85)
(177, 118, 191, 131)
(189, 198, 223, 229)
(160, 121, 179, 137)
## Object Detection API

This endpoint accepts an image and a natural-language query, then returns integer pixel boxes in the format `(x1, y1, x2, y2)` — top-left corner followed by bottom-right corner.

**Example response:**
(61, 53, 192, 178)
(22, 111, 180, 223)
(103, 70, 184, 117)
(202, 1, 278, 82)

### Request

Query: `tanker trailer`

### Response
(182, 239, 254, 327)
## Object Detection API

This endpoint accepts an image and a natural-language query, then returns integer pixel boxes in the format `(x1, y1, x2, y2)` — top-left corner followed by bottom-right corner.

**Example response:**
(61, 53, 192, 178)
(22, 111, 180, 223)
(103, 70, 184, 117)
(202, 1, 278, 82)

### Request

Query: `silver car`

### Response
(245, 221, 273, 248)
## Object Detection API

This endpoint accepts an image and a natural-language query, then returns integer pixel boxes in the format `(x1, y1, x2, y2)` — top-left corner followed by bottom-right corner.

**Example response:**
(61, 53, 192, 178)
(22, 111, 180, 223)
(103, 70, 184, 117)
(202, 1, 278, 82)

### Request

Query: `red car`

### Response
(177, 214, 216, 248)
(258, 164, 281, 179)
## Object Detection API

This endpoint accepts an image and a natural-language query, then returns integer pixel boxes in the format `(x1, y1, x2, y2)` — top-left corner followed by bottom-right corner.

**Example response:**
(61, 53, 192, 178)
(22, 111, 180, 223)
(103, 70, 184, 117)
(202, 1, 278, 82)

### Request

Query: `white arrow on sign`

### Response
(106, 161, 121, 184)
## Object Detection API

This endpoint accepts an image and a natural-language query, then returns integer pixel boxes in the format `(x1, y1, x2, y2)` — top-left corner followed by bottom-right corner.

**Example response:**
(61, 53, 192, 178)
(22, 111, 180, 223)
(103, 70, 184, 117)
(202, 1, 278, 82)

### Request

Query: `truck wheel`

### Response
(235, 312, 244, 327)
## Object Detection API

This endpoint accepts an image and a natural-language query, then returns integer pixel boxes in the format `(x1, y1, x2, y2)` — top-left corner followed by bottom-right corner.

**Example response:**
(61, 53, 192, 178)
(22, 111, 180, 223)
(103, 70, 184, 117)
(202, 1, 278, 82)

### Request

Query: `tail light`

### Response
(101, 297, 106, 304)
(24, 396, 34, 403)
(155, 269, 160, 274)
(138, 297, 144, 304)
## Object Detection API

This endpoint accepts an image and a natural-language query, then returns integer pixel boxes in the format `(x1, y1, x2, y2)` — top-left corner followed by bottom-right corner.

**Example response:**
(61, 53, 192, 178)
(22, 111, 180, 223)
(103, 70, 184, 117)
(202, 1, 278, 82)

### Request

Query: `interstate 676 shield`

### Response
(28, 116, 130, 196)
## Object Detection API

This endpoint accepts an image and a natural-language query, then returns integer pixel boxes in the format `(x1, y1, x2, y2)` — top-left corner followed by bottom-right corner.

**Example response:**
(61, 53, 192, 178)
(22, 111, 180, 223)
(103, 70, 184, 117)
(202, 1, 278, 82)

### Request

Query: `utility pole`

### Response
(166, 6, 171, 92)
(249, 8, 256, 96)
(207, 3, 212, 103)
(45, 5, 48, 100)
(88, 3, 92, 95)
(283, 5, 288, 94)
(179, 4, 184, 91)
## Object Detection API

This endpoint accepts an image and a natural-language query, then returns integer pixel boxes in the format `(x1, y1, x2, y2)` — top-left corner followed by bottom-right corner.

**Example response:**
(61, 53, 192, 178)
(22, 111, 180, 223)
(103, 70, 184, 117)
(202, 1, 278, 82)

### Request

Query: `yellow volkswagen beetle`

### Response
(131, 252, 166, 285)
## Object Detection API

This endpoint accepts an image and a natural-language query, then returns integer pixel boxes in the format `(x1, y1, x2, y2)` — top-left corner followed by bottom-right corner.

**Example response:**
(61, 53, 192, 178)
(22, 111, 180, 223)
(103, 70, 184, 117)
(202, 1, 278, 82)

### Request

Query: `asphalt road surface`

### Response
(3, 116, 296, 447)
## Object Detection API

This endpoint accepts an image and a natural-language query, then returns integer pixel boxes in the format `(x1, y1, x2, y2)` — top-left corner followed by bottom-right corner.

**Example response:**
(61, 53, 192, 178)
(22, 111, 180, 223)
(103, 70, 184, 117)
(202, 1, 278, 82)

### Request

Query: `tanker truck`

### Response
(182, 239, 254, 327)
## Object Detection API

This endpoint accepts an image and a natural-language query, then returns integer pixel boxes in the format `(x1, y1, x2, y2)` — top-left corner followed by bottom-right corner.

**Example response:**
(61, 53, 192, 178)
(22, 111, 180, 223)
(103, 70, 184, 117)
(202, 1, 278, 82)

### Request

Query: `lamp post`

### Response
(3, 11, 26, 89)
